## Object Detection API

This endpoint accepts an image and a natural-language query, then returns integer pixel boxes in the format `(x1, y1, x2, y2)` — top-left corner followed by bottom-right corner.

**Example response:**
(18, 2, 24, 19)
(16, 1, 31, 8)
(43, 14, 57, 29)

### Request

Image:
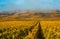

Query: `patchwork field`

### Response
(0, 20, 60, 39)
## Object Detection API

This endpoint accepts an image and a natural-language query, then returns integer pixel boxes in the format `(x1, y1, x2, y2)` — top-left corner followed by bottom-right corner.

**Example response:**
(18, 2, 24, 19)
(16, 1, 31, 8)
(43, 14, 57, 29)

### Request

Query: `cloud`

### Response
(0, 0, 60, 12)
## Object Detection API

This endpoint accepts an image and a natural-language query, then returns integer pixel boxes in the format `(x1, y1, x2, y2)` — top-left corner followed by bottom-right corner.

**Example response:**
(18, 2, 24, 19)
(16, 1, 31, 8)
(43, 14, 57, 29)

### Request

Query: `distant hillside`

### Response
(0, 10, 60, 21)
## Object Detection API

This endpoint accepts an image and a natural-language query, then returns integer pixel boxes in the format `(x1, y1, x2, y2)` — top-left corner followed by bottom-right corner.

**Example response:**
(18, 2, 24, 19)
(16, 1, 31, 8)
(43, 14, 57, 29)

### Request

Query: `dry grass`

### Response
(40, 21, 60, 39)
(0, 21, 36, 29)
(0, 20, 60, 39)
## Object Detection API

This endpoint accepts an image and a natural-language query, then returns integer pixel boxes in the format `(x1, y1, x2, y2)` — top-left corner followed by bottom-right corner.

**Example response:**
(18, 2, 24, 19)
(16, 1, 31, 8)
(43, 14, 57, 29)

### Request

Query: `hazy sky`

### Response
(0, 0, 60, 12)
